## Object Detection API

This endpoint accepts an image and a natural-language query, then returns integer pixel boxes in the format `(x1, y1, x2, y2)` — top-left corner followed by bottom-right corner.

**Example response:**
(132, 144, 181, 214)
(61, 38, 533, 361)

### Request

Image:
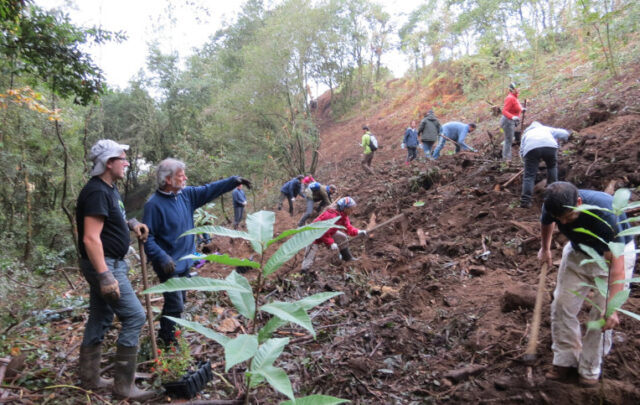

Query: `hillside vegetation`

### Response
(1, 0, 640, 403)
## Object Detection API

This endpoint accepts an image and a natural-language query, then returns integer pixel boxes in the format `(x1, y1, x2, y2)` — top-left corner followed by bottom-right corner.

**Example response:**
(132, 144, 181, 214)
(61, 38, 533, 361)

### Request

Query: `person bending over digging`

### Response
(277, 175, 304, 216)
(431, 122, 477, 159)
(301, 197, 367, 272)
(519, 121, 569, 208)
(297, 182, 336, 227)
(539, 181, 635, 386)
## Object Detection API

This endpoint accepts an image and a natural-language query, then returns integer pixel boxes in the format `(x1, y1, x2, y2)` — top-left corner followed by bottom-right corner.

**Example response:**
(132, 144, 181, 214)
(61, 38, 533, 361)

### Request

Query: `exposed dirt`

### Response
(16, 62, 640, 404)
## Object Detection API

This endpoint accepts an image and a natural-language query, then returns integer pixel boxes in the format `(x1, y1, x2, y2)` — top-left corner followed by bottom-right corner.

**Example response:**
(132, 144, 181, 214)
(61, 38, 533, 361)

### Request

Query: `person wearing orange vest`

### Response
(501, 82, 525, 161)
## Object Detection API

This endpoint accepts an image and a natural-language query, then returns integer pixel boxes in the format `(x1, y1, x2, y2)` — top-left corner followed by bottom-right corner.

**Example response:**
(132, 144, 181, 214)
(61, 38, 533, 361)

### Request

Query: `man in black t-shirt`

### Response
(539, 182, 636, 386)
(76, 139, 154, 400)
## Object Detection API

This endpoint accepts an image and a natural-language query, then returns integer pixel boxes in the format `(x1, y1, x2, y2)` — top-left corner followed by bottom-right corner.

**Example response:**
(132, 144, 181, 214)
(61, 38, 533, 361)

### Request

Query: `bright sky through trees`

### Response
(40, 0, 422, 90)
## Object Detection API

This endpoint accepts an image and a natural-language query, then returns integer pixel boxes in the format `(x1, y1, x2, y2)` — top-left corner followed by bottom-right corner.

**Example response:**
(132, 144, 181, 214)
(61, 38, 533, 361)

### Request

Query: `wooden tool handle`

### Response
(525, 262, 549, 358)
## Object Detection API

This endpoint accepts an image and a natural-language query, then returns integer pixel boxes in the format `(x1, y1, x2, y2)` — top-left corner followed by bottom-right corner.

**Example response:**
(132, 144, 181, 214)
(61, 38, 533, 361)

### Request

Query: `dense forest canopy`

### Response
(1, 0, 639, 305)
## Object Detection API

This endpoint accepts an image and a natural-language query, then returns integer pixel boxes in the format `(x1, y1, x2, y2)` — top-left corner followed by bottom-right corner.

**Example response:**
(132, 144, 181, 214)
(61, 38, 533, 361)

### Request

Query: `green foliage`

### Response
(570, 188, 640, 330)
(144, 211, 345, 402)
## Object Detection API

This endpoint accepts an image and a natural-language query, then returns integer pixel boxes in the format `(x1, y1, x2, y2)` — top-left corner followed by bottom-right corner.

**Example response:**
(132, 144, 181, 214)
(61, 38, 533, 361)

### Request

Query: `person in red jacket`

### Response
(300, 197, 367, 272)
(501, 82, 525, 161)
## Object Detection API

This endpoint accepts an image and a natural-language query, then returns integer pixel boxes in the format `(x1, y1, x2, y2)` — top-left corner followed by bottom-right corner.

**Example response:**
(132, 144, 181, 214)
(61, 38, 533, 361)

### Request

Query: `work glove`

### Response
(401, 143, 406, 149)
(358, 230, 367, 237)
(290, 198, 296, 203)
(160, 260, 176, 277)
(512, 117, 520, 125)
(97, 270, 120, 303)
(243, 201, 247, 206)
(128, 219, 149, 242)
(521, 107, 527, 113)
(236, 177, 252, 189)
(330, 243, 339, 251)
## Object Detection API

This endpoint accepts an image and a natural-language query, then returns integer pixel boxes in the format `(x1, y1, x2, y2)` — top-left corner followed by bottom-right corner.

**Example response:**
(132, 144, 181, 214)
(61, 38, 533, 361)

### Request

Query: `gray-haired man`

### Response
(143, 158, 251, 345)
(76, 139, 154, 400)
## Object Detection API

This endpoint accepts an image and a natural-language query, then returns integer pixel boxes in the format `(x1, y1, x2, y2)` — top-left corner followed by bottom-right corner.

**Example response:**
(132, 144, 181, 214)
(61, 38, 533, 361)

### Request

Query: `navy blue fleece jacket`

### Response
(143, 176, 239, 275)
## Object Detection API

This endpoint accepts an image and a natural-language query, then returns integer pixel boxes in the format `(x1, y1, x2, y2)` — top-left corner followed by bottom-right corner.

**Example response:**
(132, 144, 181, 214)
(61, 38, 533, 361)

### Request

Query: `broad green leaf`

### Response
(254, 365, 294, 401)
(181, 225, 255, 241)
(574, 228, 606, 244)
(623, 201, 640, 211)
(613, 277, 640, 284)
(413, 201, 425, 207)
(263, 222, 341, 276)
(569, 290, 602, 313)
(607, 242, 625, 258)
(164, 316, 229, 346)
(180, 253, 260, 269)
(618, 216, 640, 225)
(618, 307, 640, 322)
(570, 206, 613, 230)
(223, 334, 258, 372)
(586, 318, 605, 330)
(246, 211, 275, 254)
(617, 227, 640, 237)
(594, 277, 608, 298)
(295, 292, 343, 310)
(612, 189, 631, 214)
(578, 244, 608, 272)
(143, 277, 251, 295)
(251, 338, 289, 370)
(605, 290, 630, 317)
(280, 395, 351, 405)
(266, 217, 342, 249)
(260, 301, 314, 337)
(258, 317, 287, 344)
(226, 271, 255, 320)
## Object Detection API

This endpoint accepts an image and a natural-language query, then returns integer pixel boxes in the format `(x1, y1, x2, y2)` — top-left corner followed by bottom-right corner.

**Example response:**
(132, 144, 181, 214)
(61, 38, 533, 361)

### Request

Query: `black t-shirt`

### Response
(76, 177, 131, 260)
(541, 189, 631, 255)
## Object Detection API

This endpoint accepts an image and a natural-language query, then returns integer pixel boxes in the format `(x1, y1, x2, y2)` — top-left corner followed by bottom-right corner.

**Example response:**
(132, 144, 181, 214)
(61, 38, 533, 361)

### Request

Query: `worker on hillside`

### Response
(432, 122, 477, 159)
(232, 183, 248, 229)
(278, 175, 304, 215)
(417, 109, 442, 159)
(301, 197, 367, 272)
(402, 120, 419, 165)
(519, 121, 570, 208)
(501, 82, 525, 161)
(143, 158, 251, 346)
(539, 181, 635, 386)
(297, 182, 337, 227)
(361, 125, 376, 173)
(76, 140, 154, 400)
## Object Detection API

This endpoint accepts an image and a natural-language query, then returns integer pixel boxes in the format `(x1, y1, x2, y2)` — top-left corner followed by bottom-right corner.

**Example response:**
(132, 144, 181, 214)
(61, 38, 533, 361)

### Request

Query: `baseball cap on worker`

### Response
(89, 139, 129, 176)
(336, 197, 357, 211)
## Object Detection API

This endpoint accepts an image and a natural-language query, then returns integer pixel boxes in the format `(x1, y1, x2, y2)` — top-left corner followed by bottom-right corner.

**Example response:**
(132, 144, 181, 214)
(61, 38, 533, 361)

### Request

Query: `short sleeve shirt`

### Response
(76, 177, 130, 259)
(541, 190, 631, 255)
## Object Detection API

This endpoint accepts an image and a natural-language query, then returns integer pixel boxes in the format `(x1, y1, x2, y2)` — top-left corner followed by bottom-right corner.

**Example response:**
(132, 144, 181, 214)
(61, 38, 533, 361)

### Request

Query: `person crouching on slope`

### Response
(301, 197, 367, 272)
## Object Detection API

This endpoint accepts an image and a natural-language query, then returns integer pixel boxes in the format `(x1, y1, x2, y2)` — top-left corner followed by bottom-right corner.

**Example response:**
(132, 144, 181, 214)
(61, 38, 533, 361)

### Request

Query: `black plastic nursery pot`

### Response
(163, 360, 213, 399)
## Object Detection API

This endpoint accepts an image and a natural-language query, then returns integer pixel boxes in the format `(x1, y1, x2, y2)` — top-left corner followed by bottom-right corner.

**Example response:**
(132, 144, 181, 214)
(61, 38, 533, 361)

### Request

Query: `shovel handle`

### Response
(138, 239, 158, 360)
(525, 262, 549, 358)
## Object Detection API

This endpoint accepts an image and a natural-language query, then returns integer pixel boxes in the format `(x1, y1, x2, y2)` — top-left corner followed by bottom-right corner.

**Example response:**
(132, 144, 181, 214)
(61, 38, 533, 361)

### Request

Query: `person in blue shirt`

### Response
(402, 120, 419, 165)
(232, 183, 247, 229)
(539, 182, 635, 386)
(143, 158, 251, 345)
(277, 175, 304, 216)
(432, 122, 477, 159)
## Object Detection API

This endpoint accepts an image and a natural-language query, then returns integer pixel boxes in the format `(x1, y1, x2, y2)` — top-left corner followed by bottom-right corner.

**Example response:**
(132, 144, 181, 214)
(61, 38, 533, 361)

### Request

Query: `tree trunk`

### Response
(21, 149, 33, 263)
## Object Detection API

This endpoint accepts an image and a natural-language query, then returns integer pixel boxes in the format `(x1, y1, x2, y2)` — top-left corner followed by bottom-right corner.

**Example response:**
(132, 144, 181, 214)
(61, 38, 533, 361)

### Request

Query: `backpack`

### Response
(368, 134, 379, 152)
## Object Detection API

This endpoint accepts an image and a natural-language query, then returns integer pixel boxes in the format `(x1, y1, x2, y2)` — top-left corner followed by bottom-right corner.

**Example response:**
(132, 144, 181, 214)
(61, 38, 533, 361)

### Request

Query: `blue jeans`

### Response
(521, 147, 557, 205)
(432, 136, 453, 159)
(233, 205, 245, 229)
(501, 116, 515, 160)
(81, 258, 146, 348)
(422, 141, 435, 158)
